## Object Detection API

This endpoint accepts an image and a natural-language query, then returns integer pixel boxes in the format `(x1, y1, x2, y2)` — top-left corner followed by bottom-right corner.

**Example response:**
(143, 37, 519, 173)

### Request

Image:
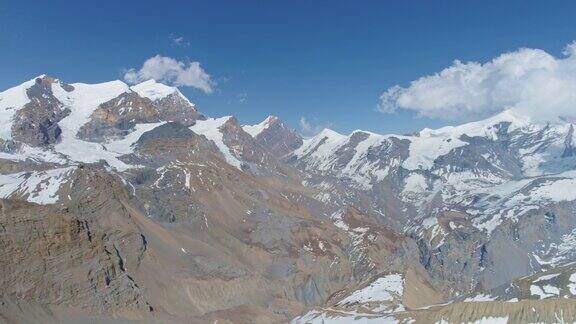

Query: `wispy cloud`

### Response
(299, 116, 332, 137)
(124, 55, 214, 93)
(169, 35, 190, 47)
(237, 93, 248, 104)
(379, 41, 576, 122)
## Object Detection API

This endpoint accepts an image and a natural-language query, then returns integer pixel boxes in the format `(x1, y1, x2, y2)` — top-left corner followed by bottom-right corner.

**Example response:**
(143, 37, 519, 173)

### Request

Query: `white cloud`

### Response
(379, 42, 576, 122)
(124, 55, 214, 93)
(299, 117, 332, 136)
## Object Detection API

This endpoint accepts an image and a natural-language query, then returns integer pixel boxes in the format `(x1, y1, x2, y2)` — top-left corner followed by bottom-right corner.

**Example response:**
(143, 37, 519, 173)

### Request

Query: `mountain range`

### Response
(1, 75, 576, 323)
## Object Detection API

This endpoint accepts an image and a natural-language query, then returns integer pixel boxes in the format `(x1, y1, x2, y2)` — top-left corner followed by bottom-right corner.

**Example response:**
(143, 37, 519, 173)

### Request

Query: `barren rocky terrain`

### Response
(1, 75, 576, 323)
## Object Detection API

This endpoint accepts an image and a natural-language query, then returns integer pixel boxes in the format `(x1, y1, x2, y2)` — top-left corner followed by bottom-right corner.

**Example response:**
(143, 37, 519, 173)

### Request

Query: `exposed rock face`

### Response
(126, 122, 218, 222)
(219, 117, 279, 172)
(78, 89, 203, 142)
(153, 89, 205, 125)
(562, 124, 576, 157)
(78, 91, 157, 141)
(11, 76, 70, 146)
(136, 121, 197, 144)
(246, 116, 303, 157)
(0, 175, 149, 314)
(411, 210, 488, 294)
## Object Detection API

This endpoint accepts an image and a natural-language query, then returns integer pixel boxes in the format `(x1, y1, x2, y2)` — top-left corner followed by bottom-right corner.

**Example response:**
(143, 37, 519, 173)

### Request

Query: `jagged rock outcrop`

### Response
(11, 76, 71, 146)
(78, 81, 203, 142)
(244, 116, 303, 157)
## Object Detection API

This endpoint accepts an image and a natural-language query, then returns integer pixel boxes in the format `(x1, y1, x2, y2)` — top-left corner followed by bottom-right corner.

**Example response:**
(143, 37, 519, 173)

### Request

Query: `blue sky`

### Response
(2, 0, 576, 135)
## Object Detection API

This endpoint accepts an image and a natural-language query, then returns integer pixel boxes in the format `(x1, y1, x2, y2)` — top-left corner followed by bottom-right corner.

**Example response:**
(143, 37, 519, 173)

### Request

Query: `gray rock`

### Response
(11, 76, 70, 146)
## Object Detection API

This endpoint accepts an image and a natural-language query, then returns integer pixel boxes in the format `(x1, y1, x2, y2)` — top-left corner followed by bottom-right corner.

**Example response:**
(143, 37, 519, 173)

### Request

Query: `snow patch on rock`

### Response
(0, 166, 75, 204)
(338, 274, 404, 306)
(104, 122, 166, 155)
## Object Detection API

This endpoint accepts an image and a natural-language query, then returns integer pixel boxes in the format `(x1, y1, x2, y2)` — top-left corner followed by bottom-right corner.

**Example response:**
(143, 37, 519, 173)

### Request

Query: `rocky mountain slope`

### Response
(289, 110, 576, 293)
(294, 262, 576, 323)
(0, 75, 575, 323)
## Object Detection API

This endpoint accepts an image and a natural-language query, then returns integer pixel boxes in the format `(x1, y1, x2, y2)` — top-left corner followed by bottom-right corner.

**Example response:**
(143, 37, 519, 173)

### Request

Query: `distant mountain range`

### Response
(1, 75, 576, 323)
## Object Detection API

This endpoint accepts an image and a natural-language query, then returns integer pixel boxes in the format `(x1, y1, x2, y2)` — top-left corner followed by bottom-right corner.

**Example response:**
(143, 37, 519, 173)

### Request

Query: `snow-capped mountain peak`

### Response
(2, 74, 576, 323)
(130, 79, 178, 101)
(242, 115, 279, 138)
(243, 115, 303, 157)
